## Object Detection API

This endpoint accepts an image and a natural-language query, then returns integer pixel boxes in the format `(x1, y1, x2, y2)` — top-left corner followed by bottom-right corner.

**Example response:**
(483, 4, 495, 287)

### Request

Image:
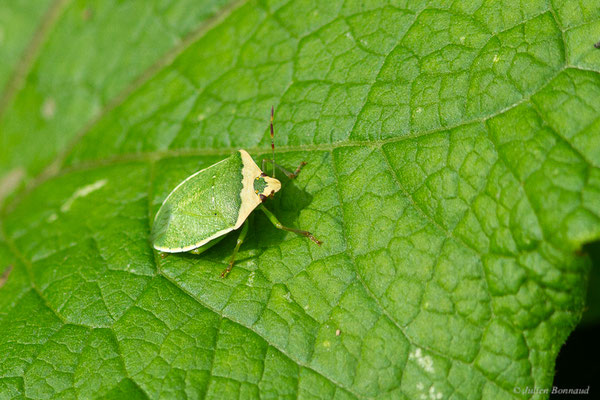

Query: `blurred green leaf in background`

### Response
(1, 0, 600, 399)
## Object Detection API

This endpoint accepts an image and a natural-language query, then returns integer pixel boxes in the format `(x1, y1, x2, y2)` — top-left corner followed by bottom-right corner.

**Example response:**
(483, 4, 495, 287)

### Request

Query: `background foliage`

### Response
(1, 0, 599, 399)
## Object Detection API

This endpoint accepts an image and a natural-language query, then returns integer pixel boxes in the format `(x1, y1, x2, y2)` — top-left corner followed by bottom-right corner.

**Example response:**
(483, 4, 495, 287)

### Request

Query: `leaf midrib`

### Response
(1, 60, 568, 219)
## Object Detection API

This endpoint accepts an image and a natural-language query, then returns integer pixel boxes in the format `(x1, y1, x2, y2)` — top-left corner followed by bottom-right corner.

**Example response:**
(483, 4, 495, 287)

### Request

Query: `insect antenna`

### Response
(270, 106, 275, 178)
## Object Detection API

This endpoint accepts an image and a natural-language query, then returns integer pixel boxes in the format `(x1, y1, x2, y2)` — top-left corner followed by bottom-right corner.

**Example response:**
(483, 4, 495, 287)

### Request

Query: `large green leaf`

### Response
(1, 0, 599, 398)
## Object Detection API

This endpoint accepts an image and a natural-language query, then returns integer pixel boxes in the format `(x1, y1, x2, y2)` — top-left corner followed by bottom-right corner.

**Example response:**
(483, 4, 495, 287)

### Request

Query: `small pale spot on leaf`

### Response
(0, 167, 25, 204)
(41, 98, 56, 119)
(429, 386, 443, 400)
(61, 179, 107, 212)
(409, 348, 435, 373)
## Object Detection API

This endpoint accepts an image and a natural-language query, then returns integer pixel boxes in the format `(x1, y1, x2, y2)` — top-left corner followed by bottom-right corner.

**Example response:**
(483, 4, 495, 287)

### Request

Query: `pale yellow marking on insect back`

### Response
(259, 175, 281, 197)
(235, 150, 281, 229)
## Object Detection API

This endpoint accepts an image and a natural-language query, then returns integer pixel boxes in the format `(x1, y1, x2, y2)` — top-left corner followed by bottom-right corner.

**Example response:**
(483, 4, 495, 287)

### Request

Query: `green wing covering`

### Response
(152, 152, 244, 251)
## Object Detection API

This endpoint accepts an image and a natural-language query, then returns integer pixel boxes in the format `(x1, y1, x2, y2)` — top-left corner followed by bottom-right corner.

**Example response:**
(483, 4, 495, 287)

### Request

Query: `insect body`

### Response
(151, 108, 321, 277)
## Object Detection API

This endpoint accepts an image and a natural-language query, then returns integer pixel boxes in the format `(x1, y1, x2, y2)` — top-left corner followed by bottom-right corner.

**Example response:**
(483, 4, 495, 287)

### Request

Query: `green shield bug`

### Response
(152, 107, 322, 277)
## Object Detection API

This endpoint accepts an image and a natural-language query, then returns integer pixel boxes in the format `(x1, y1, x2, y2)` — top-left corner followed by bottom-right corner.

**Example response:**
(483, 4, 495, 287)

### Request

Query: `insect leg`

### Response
(262, 159, 307, 180)
(259, 205, 321, 245)
(270, 106, 275, 178)
(221, 219, 250, 278)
